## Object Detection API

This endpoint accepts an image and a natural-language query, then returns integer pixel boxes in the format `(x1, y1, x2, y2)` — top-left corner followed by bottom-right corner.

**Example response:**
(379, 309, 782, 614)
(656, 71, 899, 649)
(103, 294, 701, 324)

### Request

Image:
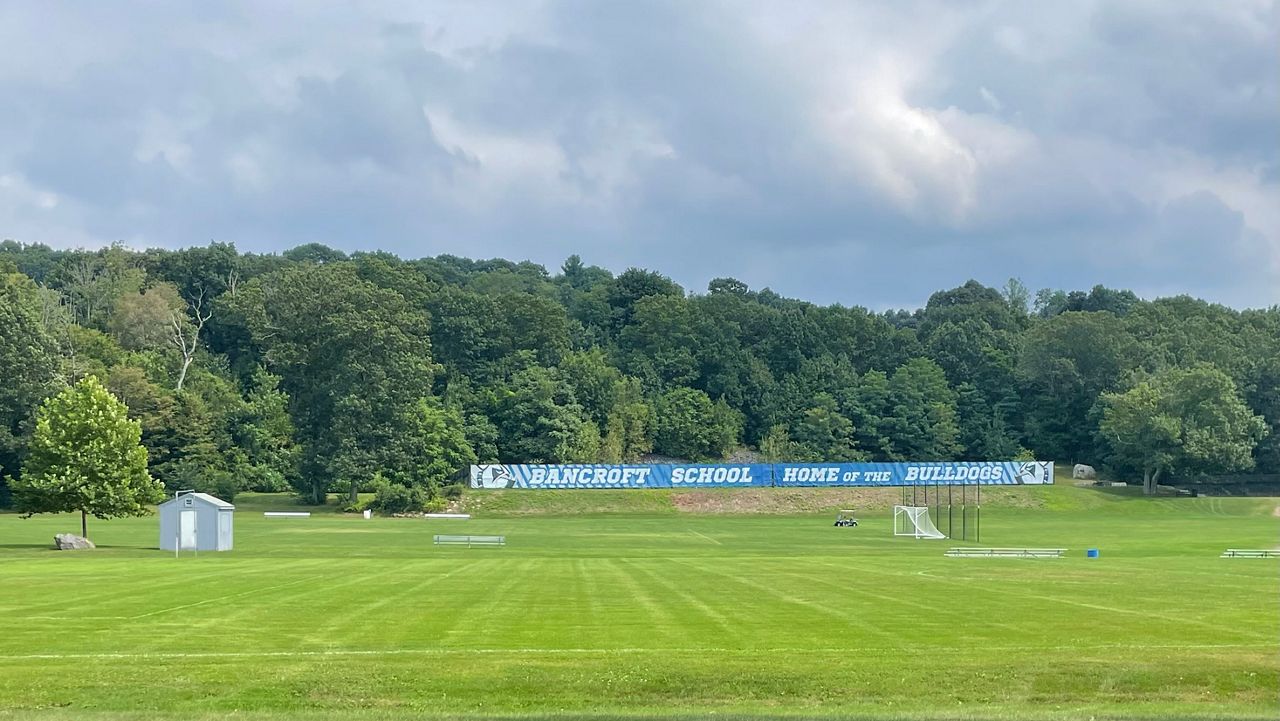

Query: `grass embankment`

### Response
(0, 482, 1276, 720)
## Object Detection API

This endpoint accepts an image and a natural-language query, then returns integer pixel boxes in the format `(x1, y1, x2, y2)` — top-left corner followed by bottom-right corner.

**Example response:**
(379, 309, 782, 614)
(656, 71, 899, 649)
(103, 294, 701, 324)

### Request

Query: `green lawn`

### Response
(0, 483, 1276, 720)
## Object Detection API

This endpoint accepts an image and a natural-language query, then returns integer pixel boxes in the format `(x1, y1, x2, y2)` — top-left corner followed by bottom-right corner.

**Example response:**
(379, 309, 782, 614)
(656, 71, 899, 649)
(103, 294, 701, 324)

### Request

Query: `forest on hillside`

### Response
(1, 240, 1276, 507)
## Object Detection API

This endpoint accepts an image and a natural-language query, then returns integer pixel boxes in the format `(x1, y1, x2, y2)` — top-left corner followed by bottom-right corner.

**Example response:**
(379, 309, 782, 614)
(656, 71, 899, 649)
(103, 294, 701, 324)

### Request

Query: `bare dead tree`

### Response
(170, 288, 212, 391)
(225, 268, 241, 297)
(36, 284, 72, 331)
(64, 258, 105, 325)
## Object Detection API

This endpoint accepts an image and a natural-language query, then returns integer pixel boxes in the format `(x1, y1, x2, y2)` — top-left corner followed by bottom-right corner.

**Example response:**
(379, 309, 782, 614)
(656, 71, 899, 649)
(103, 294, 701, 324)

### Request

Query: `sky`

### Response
(1, 1, 1276, 309)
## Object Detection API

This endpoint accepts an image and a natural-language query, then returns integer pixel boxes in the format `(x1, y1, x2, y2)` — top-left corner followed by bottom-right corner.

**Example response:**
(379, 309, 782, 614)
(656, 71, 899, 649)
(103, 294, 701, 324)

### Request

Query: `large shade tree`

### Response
(1018, 311, 1142, 463)
(13, 376, 164, 537)
(227, 263, 438, 503)
(1098, 365, 1266, 494)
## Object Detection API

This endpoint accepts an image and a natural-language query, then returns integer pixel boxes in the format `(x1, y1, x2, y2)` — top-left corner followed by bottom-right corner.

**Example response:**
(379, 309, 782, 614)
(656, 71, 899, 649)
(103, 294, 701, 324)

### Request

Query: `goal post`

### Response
(894, 505, 946, 539)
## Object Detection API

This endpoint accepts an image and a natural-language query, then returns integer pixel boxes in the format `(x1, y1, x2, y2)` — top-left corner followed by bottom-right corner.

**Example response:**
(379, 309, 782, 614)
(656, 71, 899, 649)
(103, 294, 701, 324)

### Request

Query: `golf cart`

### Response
(833, 510, 858, 527)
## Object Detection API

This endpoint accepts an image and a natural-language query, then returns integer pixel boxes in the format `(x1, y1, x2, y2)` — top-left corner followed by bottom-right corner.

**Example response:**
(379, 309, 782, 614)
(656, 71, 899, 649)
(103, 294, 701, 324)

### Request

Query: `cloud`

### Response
(0, 0, 1276, 308)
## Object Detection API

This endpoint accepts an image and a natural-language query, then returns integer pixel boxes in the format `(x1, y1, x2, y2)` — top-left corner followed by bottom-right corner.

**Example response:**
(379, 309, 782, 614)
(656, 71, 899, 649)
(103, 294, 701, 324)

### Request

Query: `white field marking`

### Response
(687, 530, 721, 545)
(0, 643, 1273, 662)
(916, 562, 1267, 586)
(10, 578, 321, 622)
(788, 566, 1031, 637)
(7, 576, 329, 622)
(13, 616, 132, 621)
(667, 559, 899, 644)
(881, 564, 1269, 640)
(313, 560, 488, 642)
(1008, 592, 1275, 639)
(127, 575, 328, 619)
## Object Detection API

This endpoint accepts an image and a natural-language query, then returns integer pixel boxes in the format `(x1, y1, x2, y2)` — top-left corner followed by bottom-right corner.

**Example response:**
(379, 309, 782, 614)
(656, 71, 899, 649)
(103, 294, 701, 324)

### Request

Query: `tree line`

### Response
(1, 240, 1274, 507)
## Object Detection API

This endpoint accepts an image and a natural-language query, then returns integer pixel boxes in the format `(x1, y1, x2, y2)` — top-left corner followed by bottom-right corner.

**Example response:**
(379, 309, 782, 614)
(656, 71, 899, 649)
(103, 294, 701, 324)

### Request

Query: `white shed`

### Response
(159, 491, 234, 552)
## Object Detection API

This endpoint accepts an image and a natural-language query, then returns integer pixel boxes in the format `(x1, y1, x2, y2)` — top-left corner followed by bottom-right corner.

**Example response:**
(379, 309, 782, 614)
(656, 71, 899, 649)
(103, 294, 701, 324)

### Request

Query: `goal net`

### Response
(894, 505, 946, 539)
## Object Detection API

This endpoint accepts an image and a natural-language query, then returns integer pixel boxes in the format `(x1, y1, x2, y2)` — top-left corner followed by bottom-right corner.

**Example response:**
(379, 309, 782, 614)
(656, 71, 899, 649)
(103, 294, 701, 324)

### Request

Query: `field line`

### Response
(1005, 591, 1276, 639)
(789, 562, 1035, 637)
(1, 642, 1274, 662)
(668, 559, 899, 643)
(687, 529, 721, 545)
(11, 615, 132, 621)
(869, 564, 1271, 641)
(1, 562, 309, 617)
(317, 559, 493, 644)
(128, 575, 328, 619)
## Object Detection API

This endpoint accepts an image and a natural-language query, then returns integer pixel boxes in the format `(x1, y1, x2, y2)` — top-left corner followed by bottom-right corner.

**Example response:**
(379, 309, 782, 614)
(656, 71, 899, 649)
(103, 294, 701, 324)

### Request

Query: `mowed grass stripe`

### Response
(2, 641, 1274, 661)
(839, 555, 1269, 645)
(0, 483, 1277, 719)
(318, 559, 497, 647)
(593, 558, 686, 646)
(436, 559, 531, 648)
(574, 558, 603, 622)
(182, 563, 431, 654)
(669, 558, 902, 644)
(1, 560, 317, 616)
(0, 647, 1273, 717)
(777, 562, 1039, 643)
(133, 574, 329, 620)
(619, 558, 739, 641)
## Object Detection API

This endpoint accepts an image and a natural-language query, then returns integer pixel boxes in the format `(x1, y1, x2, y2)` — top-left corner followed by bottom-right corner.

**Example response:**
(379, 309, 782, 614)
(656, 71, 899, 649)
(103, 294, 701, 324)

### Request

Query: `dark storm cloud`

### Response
(0, 0, 1276, 308)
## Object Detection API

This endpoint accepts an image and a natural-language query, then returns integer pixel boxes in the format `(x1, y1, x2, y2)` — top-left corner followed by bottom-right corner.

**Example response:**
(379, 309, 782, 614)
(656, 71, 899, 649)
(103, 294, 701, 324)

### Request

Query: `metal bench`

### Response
(1221, 549, 1279, 558)
(946, 547, 1065, 558)
(434, 534, 505, 547)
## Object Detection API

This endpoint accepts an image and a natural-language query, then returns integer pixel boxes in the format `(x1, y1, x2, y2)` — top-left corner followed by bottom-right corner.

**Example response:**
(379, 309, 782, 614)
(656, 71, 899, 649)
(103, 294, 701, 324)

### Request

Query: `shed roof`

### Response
(160, 492, 235, 510)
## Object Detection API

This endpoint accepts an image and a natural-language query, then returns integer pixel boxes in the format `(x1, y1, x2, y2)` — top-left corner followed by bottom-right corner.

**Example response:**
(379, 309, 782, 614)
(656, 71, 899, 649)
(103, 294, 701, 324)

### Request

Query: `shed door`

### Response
(179, 510, 198, 550)
(218, 511, 231, 549)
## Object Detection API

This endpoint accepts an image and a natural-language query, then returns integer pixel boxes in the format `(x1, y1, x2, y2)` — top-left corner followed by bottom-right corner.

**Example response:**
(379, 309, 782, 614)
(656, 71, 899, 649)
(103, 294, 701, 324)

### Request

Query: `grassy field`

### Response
(0, 482, 1276, 720)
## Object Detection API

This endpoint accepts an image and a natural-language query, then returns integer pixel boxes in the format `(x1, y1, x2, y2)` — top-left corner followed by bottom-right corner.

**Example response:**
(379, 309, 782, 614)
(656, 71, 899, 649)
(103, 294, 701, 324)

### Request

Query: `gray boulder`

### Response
(53, 533, 95, 550)
(1072, 464, 1097, 480)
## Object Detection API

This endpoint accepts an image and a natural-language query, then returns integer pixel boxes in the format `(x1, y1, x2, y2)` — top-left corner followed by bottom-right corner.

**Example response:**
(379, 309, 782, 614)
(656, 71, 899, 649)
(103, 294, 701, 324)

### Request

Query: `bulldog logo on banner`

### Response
(472, 465, 515, 489)
(1016, 461, 1052, 485)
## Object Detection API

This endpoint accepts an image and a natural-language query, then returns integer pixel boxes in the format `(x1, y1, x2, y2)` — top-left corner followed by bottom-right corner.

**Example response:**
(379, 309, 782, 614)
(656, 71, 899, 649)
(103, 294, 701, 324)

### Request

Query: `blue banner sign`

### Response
(771, 461, 1053, 487)
(470, 464, 773, 489)
(470, 461, 1053, 489)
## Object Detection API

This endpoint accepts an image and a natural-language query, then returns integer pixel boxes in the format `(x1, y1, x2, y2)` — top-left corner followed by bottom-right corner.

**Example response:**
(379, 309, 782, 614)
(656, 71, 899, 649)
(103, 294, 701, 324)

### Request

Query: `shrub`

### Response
(336, 496, 365, 513)
(199, 471, 240, 503)
(242, 465, 292, 493)
(367, 479, 428, 515)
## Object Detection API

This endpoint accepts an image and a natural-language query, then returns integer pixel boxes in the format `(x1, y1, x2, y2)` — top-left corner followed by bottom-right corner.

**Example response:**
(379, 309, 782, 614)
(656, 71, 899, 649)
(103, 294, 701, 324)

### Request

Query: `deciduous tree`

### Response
(13, 376, 163, 537)
(0, 267, 64, 504)
(654, 388, 741, 460)
(1098, 365, 1266, 494)
(228, 264, 437, 503)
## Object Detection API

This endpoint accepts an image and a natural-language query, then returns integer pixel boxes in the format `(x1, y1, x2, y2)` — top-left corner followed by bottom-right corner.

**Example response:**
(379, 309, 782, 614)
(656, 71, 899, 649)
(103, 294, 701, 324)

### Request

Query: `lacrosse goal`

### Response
(894, 505, 946, 539)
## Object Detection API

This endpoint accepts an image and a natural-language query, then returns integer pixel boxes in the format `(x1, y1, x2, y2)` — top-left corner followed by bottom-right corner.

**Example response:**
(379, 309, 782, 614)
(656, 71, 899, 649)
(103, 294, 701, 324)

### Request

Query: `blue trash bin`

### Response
(1086, 548, 1099, 558)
